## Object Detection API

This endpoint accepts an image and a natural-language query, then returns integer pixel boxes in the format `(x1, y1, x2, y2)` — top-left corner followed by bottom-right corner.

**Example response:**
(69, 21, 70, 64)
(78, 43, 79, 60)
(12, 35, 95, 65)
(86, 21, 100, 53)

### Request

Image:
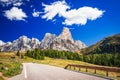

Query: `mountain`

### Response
(0, 36, 41, 51)
(40, 27, 86, 52)
(81, 34, 120, 54)
(0, 40, 5, 46)
(58, 27, 74, 43)
(40, 33, 57, 49)
(0, 27, 86, 52)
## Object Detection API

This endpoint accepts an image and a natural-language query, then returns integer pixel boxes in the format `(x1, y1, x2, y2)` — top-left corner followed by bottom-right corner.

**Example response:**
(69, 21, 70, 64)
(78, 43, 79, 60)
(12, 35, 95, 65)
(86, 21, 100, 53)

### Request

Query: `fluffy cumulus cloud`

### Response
(42, 1, 70, 20)
(42, 1, 104, 26)
(4, 7, 27, 21)
(62, 7, 104, 26)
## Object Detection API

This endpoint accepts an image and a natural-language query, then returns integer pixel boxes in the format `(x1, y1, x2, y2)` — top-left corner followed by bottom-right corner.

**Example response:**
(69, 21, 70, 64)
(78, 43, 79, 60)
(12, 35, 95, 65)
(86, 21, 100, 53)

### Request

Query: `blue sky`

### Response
(0, 0, 120, 46)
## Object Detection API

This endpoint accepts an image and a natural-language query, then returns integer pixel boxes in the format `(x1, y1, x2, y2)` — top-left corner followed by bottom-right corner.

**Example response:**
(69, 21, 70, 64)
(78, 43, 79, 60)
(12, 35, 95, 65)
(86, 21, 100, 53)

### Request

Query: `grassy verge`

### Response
(0, 77, 3, 80)
(20, 56, 120, 80)
(0, 52, 22, 78)
(0, 60, 22, 77)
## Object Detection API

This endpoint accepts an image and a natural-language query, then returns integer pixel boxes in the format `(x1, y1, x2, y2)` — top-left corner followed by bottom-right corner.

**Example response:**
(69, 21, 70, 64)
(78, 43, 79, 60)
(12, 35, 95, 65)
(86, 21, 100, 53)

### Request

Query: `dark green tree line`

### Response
(25, 49, 120, 67)
(26, 49, 44, 60)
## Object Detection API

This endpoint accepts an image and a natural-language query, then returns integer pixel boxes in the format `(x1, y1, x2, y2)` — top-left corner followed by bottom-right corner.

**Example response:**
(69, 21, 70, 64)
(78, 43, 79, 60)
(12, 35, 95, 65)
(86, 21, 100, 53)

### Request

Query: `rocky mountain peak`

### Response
(75, 40, 86, 49)
(42, 33, 56, 42)
(40, 33, 56, 49)
(0, 40, 5, 46)
(58, 27, 74, 43)
(31, 38, 41, 49)
(18, 35, 30, 43)
(31, 38, 40, 44)
(0, 36, 41, 52)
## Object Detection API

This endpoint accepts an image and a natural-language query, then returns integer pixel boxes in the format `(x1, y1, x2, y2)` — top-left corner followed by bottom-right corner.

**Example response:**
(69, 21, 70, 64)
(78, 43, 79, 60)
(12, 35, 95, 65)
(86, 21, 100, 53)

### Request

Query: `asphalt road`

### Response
(9, 63, 109, 80)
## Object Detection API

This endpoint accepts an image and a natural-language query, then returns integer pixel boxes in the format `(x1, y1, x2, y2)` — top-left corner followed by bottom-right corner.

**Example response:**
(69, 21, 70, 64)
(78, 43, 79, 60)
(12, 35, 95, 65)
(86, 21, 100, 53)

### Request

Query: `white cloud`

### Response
(4, 7, 27, 21)
(0, 0, 22, 6)
(42, 1, 70, 20)
(41, 1, 104, 26)
(0, 0, 29, 6)
(32, 9, 41, 17)
(0, 0, 9, 2)
(62, 7, 104, 26)
(13, 2, 23, 6)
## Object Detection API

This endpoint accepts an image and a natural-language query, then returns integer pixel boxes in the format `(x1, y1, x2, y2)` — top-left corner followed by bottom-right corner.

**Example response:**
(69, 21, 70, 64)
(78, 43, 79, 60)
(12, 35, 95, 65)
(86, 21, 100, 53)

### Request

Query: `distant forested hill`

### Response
(81, 34, 120, 54)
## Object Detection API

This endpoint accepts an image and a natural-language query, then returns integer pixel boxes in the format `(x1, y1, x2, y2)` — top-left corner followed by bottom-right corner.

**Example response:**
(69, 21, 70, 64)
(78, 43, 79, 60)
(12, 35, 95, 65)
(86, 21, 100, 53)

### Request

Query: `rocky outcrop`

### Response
(40, 33, 57, 49)
(0, 42, 12, 51)
(75, 40, 86, 49)
(58, 27, 74, 43)
(0, 40, 5, 46)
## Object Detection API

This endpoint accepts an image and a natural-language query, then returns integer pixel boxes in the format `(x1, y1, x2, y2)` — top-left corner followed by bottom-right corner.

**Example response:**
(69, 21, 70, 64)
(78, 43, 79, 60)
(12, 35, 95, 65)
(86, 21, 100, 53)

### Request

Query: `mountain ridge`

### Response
(0, 27, 86, 52)
(81, 34, 120, 54)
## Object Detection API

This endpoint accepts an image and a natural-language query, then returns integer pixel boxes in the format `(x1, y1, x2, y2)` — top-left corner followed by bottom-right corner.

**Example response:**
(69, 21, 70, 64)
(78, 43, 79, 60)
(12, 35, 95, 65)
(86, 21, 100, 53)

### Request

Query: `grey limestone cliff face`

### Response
(0, 27, 86, 52)
(40, 33, 57, 49)
(0, 42, 12, 51)
(58, 27, 74, 43)
(40, 27, 86, 52)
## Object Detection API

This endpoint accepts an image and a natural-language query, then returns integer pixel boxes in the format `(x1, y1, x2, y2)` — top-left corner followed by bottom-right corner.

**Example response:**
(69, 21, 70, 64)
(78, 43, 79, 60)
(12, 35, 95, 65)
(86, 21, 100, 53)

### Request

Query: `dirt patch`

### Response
(0, 72, 8, 80)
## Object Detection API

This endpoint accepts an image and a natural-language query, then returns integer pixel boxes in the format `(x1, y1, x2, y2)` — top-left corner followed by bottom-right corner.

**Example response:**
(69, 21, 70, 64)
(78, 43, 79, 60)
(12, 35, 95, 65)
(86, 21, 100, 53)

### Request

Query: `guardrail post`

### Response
(106, 71, 108, 76)
(79, 67, 81, 71)
(86, 68, 88, 72)
(94, 69, 96, 74)
(64, 65, 68, 69)
(74, 66, 75, 70)
(70, 65, 71, 69)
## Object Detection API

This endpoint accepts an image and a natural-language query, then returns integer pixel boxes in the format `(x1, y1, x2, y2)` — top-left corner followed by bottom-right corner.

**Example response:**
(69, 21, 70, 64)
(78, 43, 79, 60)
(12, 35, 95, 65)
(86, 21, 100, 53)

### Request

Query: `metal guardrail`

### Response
(64, 64, 120, 77)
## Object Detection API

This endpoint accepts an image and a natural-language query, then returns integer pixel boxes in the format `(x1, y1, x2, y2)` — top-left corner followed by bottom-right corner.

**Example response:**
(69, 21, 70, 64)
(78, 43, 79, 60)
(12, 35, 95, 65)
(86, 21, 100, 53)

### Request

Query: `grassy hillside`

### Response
(81, 34, 120, 54)
(0, 52, 22, 79)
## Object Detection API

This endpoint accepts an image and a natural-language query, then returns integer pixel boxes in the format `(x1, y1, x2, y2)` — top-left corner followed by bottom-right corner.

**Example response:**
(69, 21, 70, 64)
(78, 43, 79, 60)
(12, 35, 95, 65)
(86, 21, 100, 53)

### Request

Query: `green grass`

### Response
(0, 77, 3, 80)
(0, 58, 22, 77)
(1, 61, 22, 77)
(0, 52, 22, 78)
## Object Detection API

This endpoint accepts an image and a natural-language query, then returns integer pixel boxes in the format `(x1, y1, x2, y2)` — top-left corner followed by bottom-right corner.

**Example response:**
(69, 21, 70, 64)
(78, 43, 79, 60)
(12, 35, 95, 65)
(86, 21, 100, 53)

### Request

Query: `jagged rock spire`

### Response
(58, 27, 74, 43)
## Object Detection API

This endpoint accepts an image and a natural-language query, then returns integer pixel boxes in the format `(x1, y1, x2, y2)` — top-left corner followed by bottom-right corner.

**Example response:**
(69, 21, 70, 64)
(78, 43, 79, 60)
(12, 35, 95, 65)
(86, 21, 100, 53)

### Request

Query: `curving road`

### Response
(9, 63, 109, 80)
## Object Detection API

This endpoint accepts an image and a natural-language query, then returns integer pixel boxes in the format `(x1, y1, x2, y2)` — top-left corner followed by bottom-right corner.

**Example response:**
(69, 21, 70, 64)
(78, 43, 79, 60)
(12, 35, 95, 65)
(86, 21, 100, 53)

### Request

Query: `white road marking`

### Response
(24, 64, 27, 79)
